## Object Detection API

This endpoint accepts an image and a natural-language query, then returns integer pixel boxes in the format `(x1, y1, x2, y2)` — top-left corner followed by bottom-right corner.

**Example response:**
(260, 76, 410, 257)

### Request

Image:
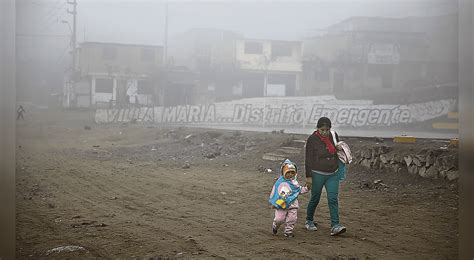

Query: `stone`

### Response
(404, 155, 413, 167)
(439, 170, 448, 180)
(393, 154, 402, 164)
(418, 167, 427, 178)
(182, 163, 191, 169)
(408, 165, 419, 175)
(361, 159, 372, 168)
(380, 154, 388, 164)
(47, 246, 86, 255)
(413, 157, 422, 167)
(446, 171, 459, 181)
(391, 165, 401, 173)
(433, 157, 442, 169)
(371, 148, 378, 159)
(415, 154, 426, 164)
(426, 154, 435, 167)
(373, 179, 383, 184)
(372, 157, 380, 169)
(425, 166, 439, 179)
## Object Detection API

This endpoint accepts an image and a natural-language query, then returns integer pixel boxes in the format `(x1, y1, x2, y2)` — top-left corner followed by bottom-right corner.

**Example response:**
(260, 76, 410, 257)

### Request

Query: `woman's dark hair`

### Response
(316, 117, 332, 128)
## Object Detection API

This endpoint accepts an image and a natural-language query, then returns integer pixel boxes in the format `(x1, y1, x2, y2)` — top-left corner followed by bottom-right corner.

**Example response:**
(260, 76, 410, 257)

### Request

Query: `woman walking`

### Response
(304, 117, 347, 236)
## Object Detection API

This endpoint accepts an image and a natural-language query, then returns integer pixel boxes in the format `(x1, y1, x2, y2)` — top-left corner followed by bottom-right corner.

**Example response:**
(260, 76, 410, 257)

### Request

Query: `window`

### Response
(140, 48, 155, 62)
(271, 43, 292, 58)
(137, 80, 153, 95)
(244, 41, 263, 54)
(95, 78, 113, 93)
(102, 46, 117, 60)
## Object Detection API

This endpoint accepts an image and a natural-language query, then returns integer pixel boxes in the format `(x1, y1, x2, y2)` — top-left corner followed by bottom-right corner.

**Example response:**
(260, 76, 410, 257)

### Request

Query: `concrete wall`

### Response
(95, 96, 456, 128)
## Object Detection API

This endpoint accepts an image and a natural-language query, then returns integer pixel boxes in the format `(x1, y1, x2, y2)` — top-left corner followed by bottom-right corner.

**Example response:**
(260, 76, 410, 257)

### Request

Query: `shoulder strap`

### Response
(330, 130, 337, 145)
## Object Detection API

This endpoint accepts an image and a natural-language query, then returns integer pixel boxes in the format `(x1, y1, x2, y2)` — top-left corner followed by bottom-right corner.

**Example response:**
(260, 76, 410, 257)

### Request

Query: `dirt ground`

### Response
(16, 109, 459, 259)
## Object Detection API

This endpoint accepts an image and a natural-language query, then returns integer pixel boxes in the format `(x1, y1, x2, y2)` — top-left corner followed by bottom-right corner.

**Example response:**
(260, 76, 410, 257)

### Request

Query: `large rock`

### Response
(434, 157, 442, 169)
(408, 165, 419, 175)
(439, 170, 448, 180)
(404, 155, 413, 167)
(392, 154, 402, 164)
(418, 167, 427, 177)
(371, 148, 378, 159)
(412, 157, 422, 167)
(361, 159, 372, 168)
(380, 154, 389, 164)
(425, 153, 435, 167)
(446, 171, 459, 181)
(424, 166, 439, 179)
(415, 154, 426, 164)
(372, 157, 381, 169)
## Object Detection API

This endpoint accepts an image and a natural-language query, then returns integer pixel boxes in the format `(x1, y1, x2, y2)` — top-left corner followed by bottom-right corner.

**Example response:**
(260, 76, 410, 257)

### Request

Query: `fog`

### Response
(2, 2, 473, 259)
(14, 0, 459, 135)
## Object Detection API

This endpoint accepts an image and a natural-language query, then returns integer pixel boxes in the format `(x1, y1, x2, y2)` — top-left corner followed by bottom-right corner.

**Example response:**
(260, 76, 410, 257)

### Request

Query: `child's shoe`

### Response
(272, 224, 278, 235)
(330, 224, 346, 236)
(305, 220, 318, 231)
(284, 232, 294, 238)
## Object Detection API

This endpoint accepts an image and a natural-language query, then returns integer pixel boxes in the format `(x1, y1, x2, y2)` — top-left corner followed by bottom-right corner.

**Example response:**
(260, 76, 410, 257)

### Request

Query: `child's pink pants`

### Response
(273, 208, 298, 234)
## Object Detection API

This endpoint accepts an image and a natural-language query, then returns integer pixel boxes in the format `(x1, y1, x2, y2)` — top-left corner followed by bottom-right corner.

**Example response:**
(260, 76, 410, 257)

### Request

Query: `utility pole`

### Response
(157, 2, 168, 106)
(66, 0, 77, 107)
(163, 2, 168, 67)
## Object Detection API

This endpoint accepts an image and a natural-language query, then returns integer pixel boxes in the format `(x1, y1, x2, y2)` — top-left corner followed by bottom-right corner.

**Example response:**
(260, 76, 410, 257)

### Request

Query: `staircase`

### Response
(262, 139, 305, 161)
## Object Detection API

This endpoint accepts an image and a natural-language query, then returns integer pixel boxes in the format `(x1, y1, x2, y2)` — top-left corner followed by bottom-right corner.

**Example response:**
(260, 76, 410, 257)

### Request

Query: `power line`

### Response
(42, 2, 67, 29)
(38, 0, 64, 25)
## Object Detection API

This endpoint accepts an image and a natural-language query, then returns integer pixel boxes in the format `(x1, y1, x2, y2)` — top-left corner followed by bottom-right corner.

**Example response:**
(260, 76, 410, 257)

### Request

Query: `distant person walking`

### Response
(304, 117, 347, 236)
(17, 105, 25, 120)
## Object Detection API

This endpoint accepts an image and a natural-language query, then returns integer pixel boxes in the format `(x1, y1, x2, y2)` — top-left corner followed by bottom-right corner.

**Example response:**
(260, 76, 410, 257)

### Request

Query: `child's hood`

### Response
(281, 158, 298, 177)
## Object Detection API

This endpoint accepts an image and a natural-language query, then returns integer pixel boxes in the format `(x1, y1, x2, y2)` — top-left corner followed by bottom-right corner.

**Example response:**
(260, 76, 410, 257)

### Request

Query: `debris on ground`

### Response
(46, 245, 86, 255)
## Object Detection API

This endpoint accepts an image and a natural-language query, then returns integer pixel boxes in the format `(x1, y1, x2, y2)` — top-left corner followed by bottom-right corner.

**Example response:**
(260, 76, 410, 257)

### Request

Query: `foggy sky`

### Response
(21, 0, 457, 47)
(15, 0, 457, 74)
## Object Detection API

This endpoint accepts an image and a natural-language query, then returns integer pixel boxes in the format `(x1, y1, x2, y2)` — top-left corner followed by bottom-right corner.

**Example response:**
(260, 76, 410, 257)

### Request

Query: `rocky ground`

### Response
(16, 109, 459, 259)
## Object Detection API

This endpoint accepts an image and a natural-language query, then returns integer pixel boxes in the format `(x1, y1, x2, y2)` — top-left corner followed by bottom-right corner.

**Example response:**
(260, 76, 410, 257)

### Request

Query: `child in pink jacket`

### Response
(269, 159, 309, 237)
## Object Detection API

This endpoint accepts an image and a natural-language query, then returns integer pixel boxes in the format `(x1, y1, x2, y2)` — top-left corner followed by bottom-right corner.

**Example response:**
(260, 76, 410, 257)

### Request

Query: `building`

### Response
(169, 28, 242, 104)
(74, 42, 163, 107)
(302, 15, 457, 99)
(169, 29, 303, 102)
(235, 38, 303, 98)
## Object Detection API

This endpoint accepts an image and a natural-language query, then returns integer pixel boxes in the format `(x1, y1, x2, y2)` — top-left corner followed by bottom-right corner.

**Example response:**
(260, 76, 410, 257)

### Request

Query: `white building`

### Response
(235, 39, 302, 98)
(73, 42, 163, 107)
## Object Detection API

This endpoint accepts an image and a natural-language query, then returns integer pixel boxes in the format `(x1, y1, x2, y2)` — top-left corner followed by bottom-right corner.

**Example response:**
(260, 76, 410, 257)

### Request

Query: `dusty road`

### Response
(16, 109, 458, 259)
